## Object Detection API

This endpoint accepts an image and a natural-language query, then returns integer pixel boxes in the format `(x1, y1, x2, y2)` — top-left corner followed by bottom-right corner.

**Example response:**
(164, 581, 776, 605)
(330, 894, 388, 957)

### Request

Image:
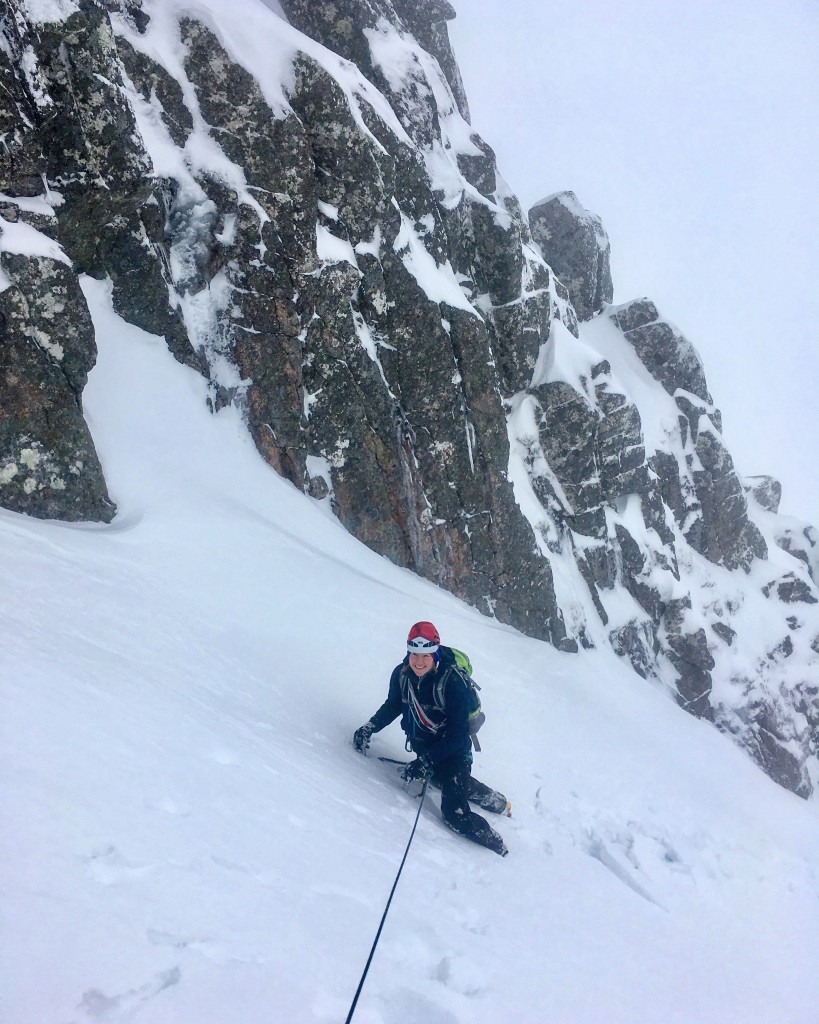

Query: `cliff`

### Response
(1, 0, 816, 795)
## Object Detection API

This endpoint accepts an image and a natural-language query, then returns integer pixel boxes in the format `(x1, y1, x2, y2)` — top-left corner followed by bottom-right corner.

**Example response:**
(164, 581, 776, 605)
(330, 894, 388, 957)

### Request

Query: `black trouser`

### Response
(430, 754, 507, 855)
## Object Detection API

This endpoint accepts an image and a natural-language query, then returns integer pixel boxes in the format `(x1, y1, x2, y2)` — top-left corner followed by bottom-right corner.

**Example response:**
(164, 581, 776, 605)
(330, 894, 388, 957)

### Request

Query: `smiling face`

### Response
(408, 652, 436, 677)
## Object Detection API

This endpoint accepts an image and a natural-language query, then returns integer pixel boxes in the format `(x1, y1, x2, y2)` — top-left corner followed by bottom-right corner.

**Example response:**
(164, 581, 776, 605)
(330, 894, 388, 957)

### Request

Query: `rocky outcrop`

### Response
(529, 192, 613, 321)
(610, 299, 712, 402)
(762, 572, 818, 605)
(391, 0, 471, 123)
(743, 475, 782, 514)
(0, 233, 114, 521)
(773, 524, 819, 584)
(691, 428, 767, 571)
(0, 0, 816, 798)
(662, 597, 714, 719)
(609, 300, 767, 572)
(530, 380, 604, 539)
(0, 5, 111, 521)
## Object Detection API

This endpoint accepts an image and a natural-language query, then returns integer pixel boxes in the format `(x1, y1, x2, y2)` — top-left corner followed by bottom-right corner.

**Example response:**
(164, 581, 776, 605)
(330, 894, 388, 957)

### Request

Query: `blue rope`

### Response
(344, 777, 429, 1024)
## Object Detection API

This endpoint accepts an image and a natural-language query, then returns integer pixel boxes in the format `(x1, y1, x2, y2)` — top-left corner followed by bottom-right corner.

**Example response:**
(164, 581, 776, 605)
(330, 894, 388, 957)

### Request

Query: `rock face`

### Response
(610, 299, 713, 399)
(608, 299, 767, 571)
(743, 475, 782, 514)
(0, 0, 817, 798)
(529, 192, 613, 321)
(0, 240, 114, 521)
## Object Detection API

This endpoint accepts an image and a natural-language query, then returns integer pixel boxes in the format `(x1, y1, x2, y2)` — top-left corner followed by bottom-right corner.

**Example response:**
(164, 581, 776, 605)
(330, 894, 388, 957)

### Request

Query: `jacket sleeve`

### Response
(369, 665, 403, 732)
(426, 670, 470, 764)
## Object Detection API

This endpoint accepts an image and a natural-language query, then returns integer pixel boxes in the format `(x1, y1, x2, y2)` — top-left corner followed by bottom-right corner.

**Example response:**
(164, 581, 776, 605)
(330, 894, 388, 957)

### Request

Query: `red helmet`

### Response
(407, 621, 440, 654)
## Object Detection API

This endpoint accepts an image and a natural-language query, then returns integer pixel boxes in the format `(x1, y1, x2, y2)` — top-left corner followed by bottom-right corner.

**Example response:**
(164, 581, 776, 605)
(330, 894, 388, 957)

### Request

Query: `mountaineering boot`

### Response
(468, 776, 510, 815)
(437, 757, 509, 856)
(444, 806, 508, 856)
(380, 758, 511, 815)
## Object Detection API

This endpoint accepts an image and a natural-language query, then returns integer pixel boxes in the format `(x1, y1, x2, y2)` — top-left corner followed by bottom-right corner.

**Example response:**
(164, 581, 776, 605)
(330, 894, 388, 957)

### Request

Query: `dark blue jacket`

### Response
(369, 654, 472, 764)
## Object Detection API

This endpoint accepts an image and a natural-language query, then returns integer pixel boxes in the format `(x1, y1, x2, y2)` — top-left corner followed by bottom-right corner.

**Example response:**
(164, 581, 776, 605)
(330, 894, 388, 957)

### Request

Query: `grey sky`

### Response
(449, 0, 819, 521)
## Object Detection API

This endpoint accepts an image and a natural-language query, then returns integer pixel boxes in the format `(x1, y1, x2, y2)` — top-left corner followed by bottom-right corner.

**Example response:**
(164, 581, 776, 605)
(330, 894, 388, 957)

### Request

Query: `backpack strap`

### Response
(402, 661, 473, 725)
(432, 664, 463, 711)
(400, 665, 441, 735)
(402, 660, 458, 713)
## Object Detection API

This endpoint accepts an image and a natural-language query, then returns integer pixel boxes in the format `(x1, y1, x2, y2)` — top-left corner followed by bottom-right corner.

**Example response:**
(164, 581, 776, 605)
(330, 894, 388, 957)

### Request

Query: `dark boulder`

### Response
(773, 524, 818, 584)
(610, 620, 656, 679)
(711, 622, 737, 646)
(692, 428, 767, 571)
(609, 299, 711, 402)
(762, 573, 818, 605)
(391, 0, 471, 123)
(0, 249, 114, 521)
(742, 474, 782, 514)
(529, 191, 613, 321)
(529, 380, 604, 539)
(663, 597, 715, 720)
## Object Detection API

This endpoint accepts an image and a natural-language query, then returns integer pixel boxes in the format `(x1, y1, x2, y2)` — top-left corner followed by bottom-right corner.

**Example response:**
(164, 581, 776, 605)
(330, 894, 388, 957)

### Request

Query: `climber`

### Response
(353, 621, 509, 856)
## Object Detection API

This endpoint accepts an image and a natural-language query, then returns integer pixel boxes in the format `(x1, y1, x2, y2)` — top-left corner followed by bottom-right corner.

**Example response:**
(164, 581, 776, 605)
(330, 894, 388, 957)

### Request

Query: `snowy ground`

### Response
(3, 279, 819, 1024)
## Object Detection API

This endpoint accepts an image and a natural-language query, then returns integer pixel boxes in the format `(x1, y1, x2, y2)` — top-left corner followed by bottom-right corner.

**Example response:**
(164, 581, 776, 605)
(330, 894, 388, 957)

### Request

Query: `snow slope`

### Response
(3, 280, 819, 1024)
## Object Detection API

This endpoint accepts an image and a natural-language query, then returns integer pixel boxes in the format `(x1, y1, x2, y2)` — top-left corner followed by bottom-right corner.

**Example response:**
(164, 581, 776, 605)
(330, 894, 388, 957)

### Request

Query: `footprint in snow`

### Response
(147, 928, 209, 951)
(433, 953, 486, 997)
(210, 854, 280, 887)
(85, 845, 154, 886)
(77, 967, 180, 1020)
(585, 831, 667, 910)
(147, 930, 267, 966)
(379, 987, 459, 1024)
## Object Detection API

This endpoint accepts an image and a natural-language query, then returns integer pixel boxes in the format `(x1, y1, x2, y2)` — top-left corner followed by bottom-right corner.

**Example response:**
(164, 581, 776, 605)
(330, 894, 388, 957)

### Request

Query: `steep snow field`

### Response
(3, 280, 819, 1024)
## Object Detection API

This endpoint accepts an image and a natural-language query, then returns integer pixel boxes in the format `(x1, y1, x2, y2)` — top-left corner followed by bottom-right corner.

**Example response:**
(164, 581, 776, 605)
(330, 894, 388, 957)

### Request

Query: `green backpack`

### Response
(434, 646, 485, 750)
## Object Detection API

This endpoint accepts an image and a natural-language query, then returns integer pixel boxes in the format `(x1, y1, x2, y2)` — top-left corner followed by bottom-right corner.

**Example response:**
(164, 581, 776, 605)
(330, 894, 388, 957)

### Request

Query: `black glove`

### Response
(401, 756, 432, 782)
(353, 722, 374, 754)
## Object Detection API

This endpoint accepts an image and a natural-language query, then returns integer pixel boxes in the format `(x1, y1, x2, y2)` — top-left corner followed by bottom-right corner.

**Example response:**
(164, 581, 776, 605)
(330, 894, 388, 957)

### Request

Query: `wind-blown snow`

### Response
(21, 0, 78, 24)
(394, 210, 478, 315)
(115, 0, 413, 170)
(366, 16, 478, 165)
(316, 223, 358, 269)
(0, 217, 70, 264)
(3, 279, 818, 1024)
(531, 317, 603, 400)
